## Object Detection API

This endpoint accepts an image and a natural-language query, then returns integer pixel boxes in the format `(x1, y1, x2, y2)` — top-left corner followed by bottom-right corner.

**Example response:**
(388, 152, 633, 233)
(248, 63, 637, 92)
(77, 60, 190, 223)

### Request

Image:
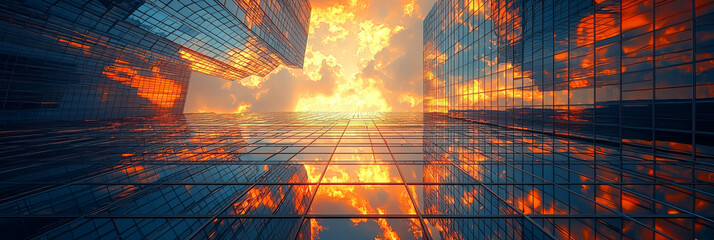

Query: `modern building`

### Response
(0, 113, 314, 239)
(424, 0, 713, 239)
(0, 0, 310, 122)
(0, 112, 429, 239)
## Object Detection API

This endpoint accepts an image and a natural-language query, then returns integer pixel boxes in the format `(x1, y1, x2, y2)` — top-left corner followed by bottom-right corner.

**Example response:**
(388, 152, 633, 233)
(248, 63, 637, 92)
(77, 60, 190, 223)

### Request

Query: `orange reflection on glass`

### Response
(102, 59, 183, 108)
(515, 189, 555, 215)
(236, 0, 264, 29)
(596, 184, 620, 210)
(454, 80, 489, 110)
(230, 186, 281, 215)
(424, 97, 450, 113)
(309, 218, 325, 240)
(309, 218, 423, 240)
(58, 38, 91, 54)
(331, 153, 392, 162)
(569, 79, 590, 89)
(309, 185, 415, 215)
(335, 146, 373, 154)
(303, 164, 323, 183)
(466, 0, 486, 15)
(120, 165, 158, 183)
(554, 52, 568, 61)
(492, 0, 521, 45)
(622, 0, 653, 32)
(375, 214, 400, 240)
(322, 165, 402, 183)
(112, 165, 155, 199)
(621, 193, 642, 212)
(425, 218, 462, 240)
(309, 184, 417, 240)
(179, 49, 222, 77)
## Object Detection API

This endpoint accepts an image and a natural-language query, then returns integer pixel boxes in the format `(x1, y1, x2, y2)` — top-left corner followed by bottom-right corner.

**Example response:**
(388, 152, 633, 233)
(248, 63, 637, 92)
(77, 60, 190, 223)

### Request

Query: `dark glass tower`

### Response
(0, 0, 310, 122)
(423, 0, 714, 239)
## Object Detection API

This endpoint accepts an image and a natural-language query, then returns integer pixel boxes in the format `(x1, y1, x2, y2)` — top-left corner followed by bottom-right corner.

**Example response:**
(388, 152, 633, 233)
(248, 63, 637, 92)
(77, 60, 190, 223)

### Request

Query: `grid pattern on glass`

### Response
(0, 0, 191, 122)
(424, 114, 714, 239)
(423, 0, 714, 239)
(423, 0, 714, 159)
(0, 113, 431, 239)
(1, 112, 712, 239)
(0, 0, 311, 122)
(130, 0, 311, 81)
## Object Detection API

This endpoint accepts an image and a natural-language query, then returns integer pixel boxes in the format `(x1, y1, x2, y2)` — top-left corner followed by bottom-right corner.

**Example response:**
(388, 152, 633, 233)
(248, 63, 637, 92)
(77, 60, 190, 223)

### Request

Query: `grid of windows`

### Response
(424, 0, 714, 239)
(0, 113, 440, 239)
(131, 0, 311, 80)
(424, 114, 714, 239)
(0, 0, 191, 122)
(1, 109, 712, 239)
(0, 0, 310, 122)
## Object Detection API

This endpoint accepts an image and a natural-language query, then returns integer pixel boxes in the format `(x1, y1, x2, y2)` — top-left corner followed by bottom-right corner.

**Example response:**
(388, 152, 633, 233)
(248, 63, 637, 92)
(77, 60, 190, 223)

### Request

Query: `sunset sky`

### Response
(184, 0, 435, 113)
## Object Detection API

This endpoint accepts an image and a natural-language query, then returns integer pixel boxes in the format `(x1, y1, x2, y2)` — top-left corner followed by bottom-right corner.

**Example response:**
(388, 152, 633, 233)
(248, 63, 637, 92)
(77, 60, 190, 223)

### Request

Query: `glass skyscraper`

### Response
(0, 0, 310, 122)
(2, 0, 713, 239)
(0, 113, 430, 239)
(424, 0, 713, 239)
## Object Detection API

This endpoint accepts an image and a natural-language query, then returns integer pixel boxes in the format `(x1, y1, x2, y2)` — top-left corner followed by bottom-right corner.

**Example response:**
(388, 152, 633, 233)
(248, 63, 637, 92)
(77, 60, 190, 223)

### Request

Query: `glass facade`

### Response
(2, 0, 713, 239)
(0, 112, 432, 239)
(134, 0, 311, 79)
(0, 106, 711, 239)
(424, 0, 714, 239)
(0, 0, 310, 122)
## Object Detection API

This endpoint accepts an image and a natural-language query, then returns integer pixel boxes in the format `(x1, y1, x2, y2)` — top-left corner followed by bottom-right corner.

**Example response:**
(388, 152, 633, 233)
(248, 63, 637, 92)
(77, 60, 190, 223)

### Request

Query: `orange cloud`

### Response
(294, 76, 392, 112)
(289, 1, 420, 112)
(402, 0, 416, 16)
(240, 75, 264, 88)
(302, 47, 341, 81)
(357, 21, 404, 63)
(310, 4, 356, 44)
(399, 93, 422, 108)
(184, 1, 434, 113)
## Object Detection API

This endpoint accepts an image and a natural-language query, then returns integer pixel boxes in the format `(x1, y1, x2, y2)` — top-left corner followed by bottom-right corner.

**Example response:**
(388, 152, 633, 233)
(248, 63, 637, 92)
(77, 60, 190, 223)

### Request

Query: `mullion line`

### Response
(449, 162, 559, 240)
(291, 119, 348, 240)
(487, 150, 714, 224)
(375, 119, 432, 240)
(184, 120, 335, 240)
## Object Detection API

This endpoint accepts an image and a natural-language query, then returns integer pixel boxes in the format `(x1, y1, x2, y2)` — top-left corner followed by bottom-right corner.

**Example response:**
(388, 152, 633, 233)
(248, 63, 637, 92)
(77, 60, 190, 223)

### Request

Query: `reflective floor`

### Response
(0, 113, 711, 239)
